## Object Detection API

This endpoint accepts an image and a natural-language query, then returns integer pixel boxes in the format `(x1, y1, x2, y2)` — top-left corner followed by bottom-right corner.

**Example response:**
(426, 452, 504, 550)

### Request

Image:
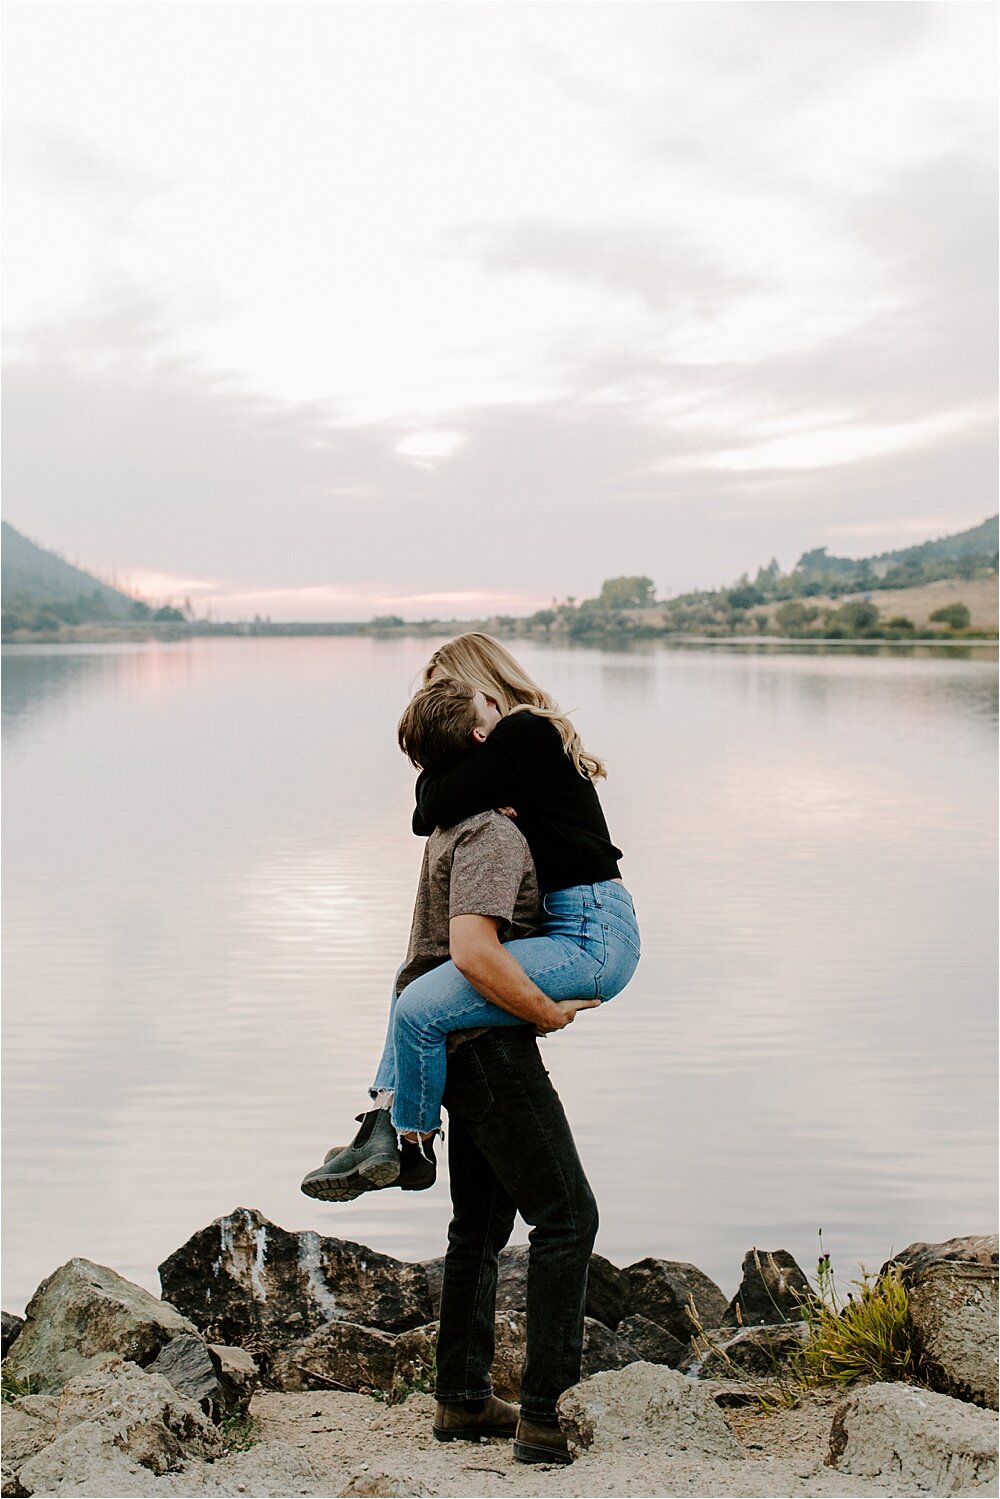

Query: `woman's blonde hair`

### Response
(421, 632, 607, 780)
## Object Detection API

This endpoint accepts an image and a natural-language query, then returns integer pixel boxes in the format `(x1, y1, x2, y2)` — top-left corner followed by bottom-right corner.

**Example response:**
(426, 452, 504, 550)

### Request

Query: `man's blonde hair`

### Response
(422, 632, 606, 780)
(398, 678, 481, 771)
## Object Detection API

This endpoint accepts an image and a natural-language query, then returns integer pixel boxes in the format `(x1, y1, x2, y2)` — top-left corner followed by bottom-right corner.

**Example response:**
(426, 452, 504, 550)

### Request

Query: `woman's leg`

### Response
(391, 883, 640, 1136)
(369, 963, 406, 1098)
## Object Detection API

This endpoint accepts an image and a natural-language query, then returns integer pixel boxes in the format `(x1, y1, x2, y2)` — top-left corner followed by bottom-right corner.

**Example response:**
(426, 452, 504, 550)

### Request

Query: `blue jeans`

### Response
(371, 881, 640, 1134)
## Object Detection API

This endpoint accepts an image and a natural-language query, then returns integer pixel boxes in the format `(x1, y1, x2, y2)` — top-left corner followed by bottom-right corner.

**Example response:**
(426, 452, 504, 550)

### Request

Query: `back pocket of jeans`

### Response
(442, 1047, 495, 1122)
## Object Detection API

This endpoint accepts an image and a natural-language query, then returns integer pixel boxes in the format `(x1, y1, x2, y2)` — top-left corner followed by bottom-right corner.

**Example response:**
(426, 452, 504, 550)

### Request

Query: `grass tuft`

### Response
(794, 1232, 914, 1388)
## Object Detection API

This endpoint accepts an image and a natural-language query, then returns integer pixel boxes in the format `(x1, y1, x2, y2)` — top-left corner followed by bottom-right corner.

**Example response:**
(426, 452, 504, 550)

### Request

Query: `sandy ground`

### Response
(210, 1385, 996, 1498)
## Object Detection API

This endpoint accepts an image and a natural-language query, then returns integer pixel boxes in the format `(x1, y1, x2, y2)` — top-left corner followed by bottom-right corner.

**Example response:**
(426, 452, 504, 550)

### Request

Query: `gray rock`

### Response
(12, 1357, 221, 1495)
(158, 1207, 432, 1350)
(621, 1258, 727, 1342)
(615, 1314, 686, 1367)
(908, 1261, 998, 1410)
(826, 1381, 999, 1493)
(2, 1312, 25, 1358)
(557, 1361, 744, 1459)
(274, 1320, 399, 1394)
(488, 1310, 527, 1402)
(0, 1398, 58, 1467)
(207, 1342, 260, 1416)
(146, 1333, 222, 1420)
(391, 1322, 438, 1402)
(883, 1233, 999, 1282)
(684, 1321, 810, 1378)
(3, 1259, 200, 1396)
(421, 1245, 628, 1327)
(581, 1318, 638, 1378)
(722, 1248, 810, 1326)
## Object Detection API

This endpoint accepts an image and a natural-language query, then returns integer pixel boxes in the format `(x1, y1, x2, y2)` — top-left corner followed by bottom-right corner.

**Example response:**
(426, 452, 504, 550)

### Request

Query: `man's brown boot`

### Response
(432, 1394, 519, 1442)
(513, 1416, 572, 1464)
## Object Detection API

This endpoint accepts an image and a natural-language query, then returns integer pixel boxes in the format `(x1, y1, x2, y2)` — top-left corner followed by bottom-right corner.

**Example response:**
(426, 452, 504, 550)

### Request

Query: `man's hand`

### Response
(450, 914, 597, 1031)
(534, 998, 601, 1034)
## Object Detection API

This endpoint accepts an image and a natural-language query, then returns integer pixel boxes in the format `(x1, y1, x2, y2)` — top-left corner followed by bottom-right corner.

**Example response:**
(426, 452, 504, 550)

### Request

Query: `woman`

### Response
(301, 634, 640, 1201)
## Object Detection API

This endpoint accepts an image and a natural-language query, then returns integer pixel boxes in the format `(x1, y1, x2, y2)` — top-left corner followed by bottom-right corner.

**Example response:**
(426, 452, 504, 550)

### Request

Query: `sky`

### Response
(3, 1, 997, 621)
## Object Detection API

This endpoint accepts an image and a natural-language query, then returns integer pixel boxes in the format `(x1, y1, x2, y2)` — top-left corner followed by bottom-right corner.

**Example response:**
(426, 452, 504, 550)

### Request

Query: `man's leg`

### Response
(447, 1030, 599, 1434)
(433, 1101, 519, 1441)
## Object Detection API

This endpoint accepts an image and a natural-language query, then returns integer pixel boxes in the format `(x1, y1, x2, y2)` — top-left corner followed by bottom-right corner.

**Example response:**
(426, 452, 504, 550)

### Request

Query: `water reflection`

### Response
(2, 638, 996, 1311)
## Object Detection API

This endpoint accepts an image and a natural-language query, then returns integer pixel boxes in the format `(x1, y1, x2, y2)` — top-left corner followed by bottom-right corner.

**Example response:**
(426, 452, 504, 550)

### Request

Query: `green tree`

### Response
(829, 600, 880, 633)
(598, 576, 655, 609)
(776, 601, 819, 633)
(929, 602, 971, 630)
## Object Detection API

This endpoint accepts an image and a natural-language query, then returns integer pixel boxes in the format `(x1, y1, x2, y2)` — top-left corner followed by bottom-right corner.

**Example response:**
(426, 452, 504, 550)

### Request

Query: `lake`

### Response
(2, 636, 997, 1314)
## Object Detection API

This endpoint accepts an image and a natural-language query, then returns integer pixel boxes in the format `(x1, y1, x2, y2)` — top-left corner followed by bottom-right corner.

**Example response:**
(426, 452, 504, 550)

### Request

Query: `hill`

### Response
(1, 521, 165, 633)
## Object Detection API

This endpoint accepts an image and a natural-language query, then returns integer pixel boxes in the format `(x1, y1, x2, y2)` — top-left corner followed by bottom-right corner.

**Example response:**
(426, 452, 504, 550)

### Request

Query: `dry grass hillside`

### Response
(758, 576, 998, 632)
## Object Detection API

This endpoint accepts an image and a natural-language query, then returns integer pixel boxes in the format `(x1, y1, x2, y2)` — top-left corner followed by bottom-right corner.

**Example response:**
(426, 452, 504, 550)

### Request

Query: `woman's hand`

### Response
(496, 806, 517, 818)
(535, 998, 601, 1033)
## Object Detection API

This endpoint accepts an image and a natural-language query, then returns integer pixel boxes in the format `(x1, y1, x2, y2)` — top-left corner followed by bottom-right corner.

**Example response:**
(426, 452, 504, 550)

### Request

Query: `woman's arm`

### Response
(415, 724, 524, 830)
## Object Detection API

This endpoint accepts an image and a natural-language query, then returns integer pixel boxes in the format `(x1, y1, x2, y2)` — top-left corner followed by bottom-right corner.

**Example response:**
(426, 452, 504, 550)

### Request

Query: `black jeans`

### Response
(434, 1027, 599, 1426)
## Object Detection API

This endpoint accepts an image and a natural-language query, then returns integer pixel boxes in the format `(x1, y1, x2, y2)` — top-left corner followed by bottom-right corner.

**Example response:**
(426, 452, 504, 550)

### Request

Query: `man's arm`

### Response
(449, 914, 599, 1032)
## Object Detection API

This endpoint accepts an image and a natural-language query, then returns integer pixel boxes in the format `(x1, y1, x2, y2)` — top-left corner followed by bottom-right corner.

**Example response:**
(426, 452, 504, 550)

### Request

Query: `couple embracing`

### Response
(300, 633, 640, 1465)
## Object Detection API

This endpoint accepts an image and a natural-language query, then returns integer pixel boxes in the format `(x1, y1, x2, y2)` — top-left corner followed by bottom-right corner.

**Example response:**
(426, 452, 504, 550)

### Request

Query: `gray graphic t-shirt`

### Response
(396, 810, 541, 996)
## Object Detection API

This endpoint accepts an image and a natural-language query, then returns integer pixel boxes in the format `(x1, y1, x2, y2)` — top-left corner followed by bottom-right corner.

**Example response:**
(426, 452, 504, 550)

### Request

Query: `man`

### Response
(303, 679, 599, 1463)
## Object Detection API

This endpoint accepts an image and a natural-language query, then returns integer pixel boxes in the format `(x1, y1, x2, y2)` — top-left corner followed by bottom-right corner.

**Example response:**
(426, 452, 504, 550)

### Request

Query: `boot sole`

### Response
(513, 1438, 572, 1465)
(300, 1174, 367, 1202)
(433, 1425, 517, 1443)
(358, 1153, 401, 1187)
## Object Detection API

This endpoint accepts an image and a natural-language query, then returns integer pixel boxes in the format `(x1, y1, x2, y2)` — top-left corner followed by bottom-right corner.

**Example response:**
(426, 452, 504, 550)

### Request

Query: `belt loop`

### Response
(593, 882, 602, 908)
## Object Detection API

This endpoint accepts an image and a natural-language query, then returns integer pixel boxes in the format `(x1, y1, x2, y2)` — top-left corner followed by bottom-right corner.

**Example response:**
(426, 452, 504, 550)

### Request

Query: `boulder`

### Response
(581, 1318, 638, 1378)
(421, 1245, 628, 1327)
(273, 1321, 399, 1394)
(146, 1333, 222, 1420)
(684, 1321, 809, 1378)
(3, 1259, 199, 1396)
(12, 1357, 221, 1495)
(722, 1248, 810, 1326)
(883, 1233, 999, 1282)
(158, 1208, 432, 1349)
(391, 1322, 438, 1402)
(2, 1312, 25, 1358)
(0, 1397, 58, 1467)
(207, 1342, 260, 1416)
(621, 1258, 727, 1342)
(910, 1263, 998, 1410)
(883, 1234, 999, 1410)
(557, 1361, 744, 1459)
(489, 1310, 527, 1401)
(826, 1381, 999, 1493)
(615, 1314, 686, 1367)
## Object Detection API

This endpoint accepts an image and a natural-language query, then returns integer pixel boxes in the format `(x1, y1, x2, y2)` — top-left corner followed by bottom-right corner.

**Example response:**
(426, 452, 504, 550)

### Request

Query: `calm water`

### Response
(3, 637, 997, 1314)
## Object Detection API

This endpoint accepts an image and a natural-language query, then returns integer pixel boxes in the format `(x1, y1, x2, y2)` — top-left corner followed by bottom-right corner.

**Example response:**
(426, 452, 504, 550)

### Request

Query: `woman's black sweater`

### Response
(412, 711, 622, 894)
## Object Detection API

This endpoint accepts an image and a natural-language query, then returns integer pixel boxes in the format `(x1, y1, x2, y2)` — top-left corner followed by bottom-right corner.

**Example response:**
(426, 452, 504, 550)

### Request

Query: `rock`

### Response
(419, 1257, 445, 1317)
(621, 1258, 727, 1343)
(685, 1321, 809, 1378)
(585, 1253, 631, 1329)
(883, 1233, 999, 1281)
(146, 1333, 223, 1420)
(615, 1314, 686, 1367)
(422, 1245, 628, 1327)
(909, 1262, 998, 1410)
(581, 1318, 638, 1378)
(722, 1248, 810, 1326)
(159, 1208, 432, 1350)
(882, 1234, 999, 1410)
(391, 1323, 438, 1402)
(208, 1342, 260, 1416)
(3, 1259, 200, 1396)
(2, 1312, 25, 1358)
(489, 1310, 527, 1401)
(826, 1381, 999, 1493)
(0, 1398, 58, 1467)
(12, 1357, 222, 1494)
(339, 1472, 431, 1497)
(275, 1320, 399, 1394)
(557, 1361, 744, 1459)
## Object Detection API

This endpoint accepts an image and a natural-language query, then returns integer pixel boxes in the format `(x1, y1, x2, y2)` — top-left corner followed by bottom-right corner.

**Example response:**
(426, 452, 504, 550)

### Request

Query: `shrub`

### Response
(795, 1244, 913, 1388)
(887, 616, 915, 631)
(930, 602, 971, 630)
